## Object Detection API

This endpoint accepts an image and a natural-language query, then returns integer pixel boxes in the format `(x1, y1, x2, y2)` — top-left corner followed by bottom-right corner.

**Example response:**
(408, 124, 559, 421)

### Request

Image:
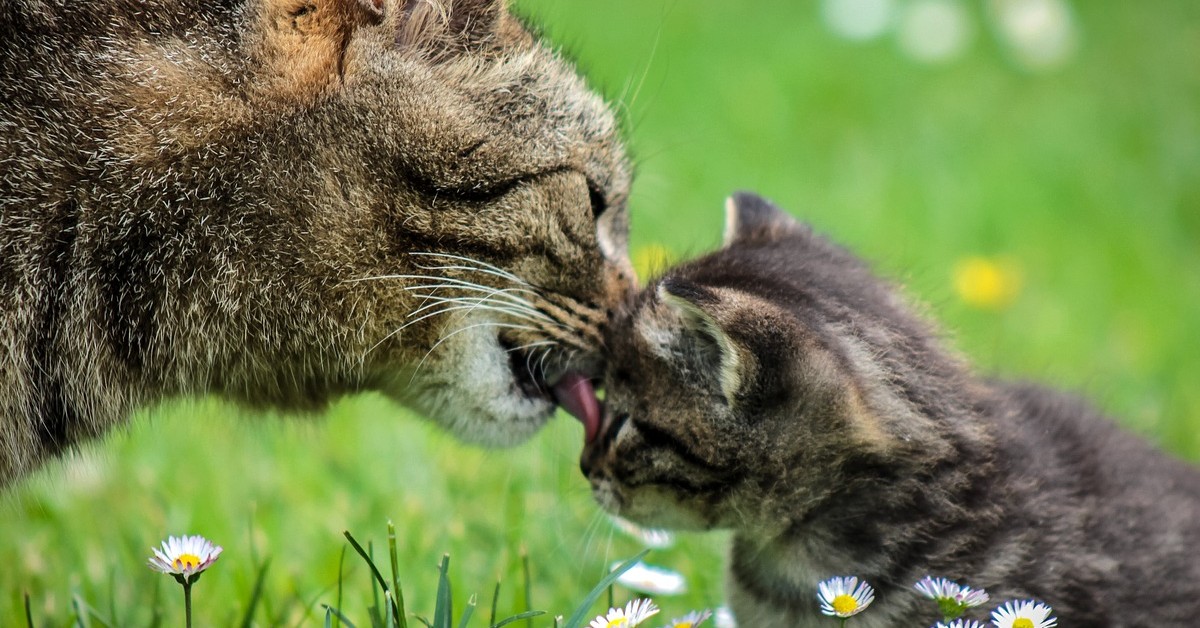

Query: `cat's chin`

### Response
(592, 482, 714, 531)
(380, 321, 568, 447)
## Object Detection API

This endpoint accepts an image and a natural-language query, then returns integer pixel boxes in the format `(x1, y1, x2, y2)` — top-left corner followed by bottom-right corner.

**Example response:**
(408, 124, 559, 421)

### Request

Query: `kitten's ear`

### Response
(395, 0, 510, 57)
(257, 0, 385, 101)
(722, 191, 805, 247)
(652, 280, 746, 404)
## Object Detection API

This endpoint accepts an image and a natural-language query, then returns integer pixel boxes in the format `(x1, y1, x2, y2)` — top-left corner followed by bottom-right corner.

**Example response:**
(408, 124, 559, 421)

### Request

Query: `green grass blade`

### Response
(23, 592, 33, 628)
(336, 546, 347, 628)
(488, 581, 500, 628)
(388, 521, 408, 628)
(71, 593, 112, 628)
(343, 530, 402, 628)
(71, 594, 89, 628)
(370, 541, 382, 627)
(414, 617, 433, 628)
(432, 554, 452, 628)
(457, 594, 477, 628)
(521, 549, 532, 628)
(321, 604, 358, 628)
(237, 558, 271, 628)
(491, 610, 546, 628)
(386, 591, 396, 628)
(561, 550, 650, 628)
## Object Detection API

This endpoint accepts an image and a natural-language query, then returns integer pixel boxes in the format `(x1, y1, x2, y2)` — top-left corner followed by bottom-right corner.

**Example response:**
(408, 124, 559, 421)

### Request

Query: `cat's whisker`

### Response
(406, 297, 547, 327)
(399, 274, 539, 298)
(408, 321, 542, 386)
(409, 251, 529, 285)
(506, 340, 556, 354)
(412, 263, 533, 289)
(406, 293, 554, 324)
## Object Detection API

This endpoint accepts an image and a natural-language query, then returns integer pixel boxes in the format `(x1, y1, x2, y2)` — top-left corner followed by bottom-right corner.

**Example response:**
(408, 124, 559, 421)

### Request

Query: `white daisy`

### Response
(612, 560, 688, 596)
(916, 576, 962, 601)
(659, 609, 712, 628)
(916, 576, 990, 620)
(588, 598, 660, 628)
(937, 621, 986, 628)
(148, 534, 222, 581)
(990, 600, 1057, 628)
(956, 586, 990, 608)
(817, 576, 875, 618)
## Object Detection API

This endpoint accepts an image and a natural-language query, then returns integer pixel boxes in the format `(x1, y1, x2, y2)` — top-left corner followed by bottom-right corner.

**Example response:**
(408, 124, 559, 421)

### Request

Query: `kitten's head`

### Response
(108, 0, 633, 443)
(581, 193, 962, 531)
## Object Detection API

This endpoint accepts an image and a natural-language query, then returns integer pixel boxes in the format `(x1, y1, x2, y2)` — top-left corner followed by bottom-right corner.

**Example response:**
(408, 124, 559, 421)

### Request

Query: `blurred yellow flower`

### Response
(631, 244, 675, 283)
(953, 257, 1022, 310)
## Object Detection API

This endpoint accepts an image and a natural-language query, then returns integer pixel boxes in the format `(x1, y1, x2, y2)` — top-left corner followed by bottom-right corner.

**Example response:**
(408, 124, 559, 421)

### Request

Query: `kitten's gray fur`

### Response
(0, 0, 635, 486)
(582, 192, 1200, 626)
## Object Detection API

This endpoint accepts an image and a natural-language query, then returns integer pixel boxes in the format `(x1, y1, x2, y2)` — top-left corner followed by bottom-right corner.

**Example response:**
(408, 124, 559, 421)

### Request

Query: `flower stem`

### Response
(183, 579, 193, 628)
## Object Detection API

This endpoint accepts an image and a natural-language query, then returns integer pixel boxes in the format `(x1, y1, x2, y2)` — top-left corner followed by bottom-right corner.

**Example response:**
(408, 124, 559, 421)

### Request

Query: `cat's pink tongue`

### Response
(553, 372, 601, 443)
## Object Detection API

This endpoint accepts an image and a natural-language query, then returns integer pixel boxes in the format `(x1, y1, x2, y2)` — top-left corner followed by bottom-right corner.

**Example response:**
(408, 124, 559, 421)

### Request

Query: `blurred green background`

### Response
(4, 0, 1199, 624)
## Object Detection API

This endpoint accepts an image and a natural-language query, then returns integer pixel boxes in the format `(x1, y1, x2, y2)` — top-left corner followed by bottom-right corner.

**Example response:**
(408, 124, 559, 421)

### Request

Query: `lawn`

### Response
(5, 0, 1199, 624)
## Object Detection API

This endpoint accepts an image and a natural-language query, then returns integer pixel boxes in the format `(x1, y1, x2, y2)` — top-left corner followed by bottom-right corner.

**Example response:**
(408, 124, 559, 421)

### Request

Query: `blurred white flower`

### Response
(989, 0, 1079, 71)
(898, 0, 974, 63)
(822, 0, 895, 41)
(713, 606, 737, 628)
(611, 560, 688, 596)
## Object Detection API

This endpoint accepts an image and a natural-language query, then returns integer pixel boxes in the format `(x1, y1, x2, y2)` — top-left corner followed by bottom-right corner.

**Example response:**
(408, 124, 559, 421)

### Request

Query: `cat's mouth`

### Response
(502, 338, 601, 438)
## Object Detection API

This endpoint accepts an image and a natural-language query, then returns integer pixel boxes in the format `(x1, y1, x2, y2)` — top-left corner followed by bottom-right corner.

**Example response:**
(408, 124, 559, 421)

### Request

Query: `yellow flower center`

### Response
(173, 553, 202, 571)
(1012, 620, 1034, 628)
(674, 623, 693, 628)
(605, 619, 628, 628)
(832, 594, 859, 615)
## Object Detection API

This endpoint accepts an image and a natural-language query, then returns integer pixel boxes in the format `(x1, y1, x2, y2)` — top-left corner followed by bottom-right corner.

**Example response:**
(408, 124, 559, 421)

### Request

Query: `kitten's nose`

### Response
(579, 409, 625, 478)
(579, 427, 606, 478)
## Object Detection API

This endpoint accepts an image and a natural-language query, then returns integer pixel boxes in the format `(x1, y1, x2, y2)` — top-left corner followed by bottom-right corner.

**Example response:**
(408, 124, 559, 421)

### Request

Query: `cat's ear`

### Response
(651, 280, 746, 404)
(257, 0, 385, 101)
(395, 0, 511, 57)
(722, 191, 805, 247)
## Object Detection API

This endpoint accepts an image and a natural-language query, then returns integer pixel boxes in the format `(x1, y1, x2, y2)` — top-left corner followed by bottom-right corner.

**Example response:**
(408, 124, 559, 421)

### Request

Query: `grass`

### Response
(5, 0, 1200, 624)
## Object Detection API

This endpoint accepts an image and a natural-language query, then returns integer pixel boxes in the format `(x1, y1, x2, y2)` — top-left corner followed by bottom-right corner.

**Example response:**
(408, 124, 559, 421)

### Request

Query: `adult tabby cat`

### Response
(581, 192, 1200, 626)
(0, 0, 633, 486)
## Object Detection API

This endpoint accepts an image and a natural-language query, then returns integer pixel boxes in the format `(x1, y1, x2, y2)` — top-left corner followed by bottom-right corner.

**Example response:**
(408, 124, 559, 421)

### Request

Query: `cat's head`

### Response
(138, 0, 635, 444)
(581, 193, 964, 532)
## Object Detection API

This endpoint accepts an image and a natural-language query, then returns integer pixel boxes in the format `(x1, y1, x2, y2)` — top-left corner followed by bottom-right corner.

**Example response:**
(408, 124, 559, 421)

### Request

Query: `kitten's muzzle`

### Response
(579, 409, 627, 478)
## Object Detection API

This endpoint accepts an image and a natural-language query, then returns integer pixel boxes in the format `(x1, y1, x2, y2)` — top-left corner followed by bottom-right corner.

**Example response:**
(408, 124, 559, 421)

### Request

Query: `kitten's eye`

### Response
(587, 181, 607, 220)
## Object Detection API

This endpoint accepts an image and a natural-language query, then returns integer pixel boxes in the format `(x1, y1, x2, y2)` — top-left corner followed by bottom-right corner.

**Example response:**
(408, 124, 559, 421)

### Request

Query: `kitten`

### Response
(0, 0, 633, 485)
(580, 192, 1200, 626)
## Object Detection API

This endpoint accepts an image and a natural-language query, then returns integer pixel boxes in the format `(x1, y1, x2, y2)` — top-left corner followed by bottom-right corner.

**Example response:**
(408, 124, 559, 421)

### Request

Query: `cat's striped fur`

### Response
(582, 192, 1200, 626)
(0, 0, 634, 485)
